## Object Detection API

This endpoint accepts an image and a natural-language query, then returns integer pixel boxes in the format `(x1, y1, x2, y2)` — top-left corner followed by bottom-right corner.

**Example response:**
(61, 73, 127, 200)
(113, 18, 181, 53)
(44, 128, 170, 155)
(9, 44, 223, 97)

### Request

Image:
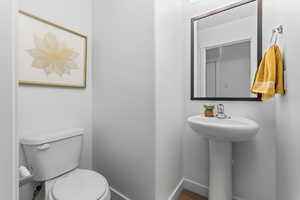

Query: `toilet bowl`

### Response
(20, 128, 111, 200)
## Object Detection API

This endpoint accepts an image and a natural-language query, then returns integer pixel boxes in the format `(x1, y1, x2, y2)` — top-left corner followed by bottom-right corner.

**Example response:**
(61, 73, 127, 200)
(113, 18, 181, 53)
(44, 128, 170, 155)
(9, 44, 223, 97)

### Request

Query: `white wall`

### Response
(0, 0, 16, 199)
(18, 0, 93, 199)
(93, 0, 185, 199)
(92, 0, 156, 199)
(274, 1, 300, 200)
(183, 0, 276, 199)
(154, 0, 184, 199)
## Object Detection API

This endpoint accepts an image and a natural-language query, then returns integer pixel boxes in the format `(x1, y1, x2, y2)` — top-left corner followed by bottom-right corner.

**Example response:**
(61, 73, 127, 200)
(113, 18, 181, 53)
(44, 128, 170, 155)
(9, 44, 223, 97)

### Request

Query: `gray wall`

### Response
(92, 0, 156, 199)
(0, 0, 15, 199)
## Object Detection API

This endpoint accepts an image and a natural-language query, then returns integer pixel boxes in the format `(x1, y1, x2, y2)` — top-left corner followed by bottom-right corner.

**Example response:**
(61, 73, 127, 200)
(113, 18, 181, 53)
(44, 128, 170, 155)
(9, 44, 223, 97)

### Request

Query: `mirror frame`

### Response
(190, 0, 262, 101)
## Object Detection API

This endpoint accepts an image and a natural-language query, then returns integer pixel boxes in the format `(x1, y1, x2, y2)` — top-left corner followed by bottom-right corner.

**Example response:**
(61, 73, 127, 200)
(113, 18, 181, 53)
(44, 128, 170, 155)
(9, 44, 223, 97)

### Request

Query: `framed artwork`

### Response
(17, 10, 87, 88)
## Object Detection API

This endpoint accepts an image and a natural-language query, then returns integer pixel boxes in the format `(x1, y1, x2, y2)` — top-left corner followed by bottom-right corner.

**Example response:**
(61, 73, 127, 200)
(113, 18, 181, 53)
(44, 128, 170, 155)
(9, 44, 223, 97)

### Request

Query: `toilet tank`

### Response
(21, 128, 84, 181)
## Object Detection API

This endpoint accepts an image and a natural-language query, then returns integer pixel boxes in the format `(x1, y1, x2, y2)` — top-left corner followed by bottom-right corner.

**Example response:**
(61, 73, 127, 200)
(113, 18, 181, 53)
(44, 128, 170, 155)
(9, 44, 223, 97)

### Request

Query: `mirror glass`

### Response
(191, 0, 261, 100)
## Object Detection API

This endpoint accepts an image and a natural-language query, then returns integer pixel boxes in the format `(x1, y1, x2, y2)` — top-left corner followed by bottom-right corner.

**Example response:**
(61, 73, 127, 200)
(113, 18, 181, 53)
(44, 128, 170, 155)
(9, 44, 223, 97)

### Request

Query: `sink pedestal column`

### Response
(209, 140, 232, 200)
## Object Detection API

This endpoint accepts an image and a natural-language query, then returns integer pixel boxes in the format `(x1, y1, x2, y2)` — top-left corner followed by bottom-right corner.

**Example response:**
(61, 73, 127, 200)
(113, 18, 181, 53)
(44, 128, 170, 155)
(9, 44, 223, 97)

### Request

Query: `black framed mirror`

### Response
(191, 0, 262, 101)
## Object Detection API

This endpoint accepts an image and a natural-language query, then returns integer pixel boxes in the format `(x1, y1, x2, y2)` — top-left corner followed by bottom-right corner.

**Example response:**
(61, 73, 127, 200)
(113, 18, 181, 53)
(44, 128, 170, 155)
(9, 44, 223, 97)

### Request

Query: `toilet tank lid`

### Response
(20, 128, 84, 145)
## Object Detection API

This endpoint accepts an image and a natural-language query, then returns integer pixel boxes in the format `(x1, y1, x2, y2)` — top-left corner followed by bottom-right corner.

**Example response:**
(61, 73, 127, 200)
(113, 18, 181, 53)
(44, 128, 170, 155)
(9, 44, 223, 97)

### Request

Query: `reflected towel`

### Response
(251, 45, 285, 100)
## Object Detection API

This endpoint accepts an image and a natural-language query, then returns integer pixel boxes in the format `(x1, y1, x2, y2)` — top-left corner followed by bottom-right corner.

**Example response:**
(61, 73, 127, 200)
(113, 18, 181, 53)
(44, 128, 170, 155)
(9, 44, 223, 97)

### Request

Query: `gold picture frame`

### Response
(18, 10, 88, 88)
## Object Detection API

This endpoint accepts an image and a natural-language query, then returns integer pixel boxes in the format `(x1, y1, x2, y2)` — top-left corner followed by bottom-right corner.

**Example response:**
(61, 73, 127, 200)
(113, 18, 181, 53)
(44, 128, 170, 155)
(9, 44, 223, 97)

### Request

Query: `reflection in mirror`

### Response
(191, 0, 261, 100)
(205, 41, 251, 97)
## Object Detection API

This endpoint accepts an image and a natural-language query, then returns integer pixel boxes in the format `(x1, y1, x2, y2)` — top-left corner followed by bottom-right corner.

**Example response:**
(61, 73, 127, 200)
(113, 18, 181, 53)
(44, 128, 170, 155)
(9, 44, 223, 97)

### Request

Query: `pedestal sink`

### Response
(187, 115, 259, 200)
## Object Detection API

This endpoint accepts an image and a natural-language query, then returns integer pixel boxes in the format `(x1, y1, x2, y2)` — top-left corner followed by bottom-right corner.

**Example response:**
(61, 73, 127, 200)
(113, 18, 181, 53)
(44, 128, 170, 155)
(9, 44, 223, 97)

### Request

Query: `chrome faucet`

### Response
(216, 104, 228, 119)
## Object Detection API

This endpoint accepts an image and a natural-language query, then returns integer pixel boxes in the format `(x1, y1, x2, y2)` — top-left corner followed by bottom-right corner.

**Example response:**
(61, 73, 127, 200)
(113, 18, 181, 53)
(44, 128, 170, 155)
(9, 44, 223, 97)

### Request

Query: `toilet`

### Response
(21, 128, 111, 200)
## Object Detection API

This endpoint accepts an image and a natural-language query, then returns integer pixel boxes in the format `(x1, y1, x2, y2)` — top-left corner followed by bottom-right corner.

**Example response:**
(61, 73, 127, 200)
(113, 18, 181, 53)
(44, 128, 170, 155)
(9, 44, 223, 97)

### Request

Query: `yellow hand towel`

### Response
(251, 45, 285, 100)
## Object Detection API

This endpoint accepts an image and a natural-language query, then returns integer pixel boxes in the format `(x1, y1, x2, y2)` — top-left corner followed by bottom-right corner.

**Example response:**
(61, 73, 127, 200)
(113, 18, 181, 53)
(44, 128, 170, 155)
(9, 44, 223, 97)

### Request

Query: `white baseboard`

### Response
(110, 186, 132, 200)
(183, 178, 208, 197)
(168, 178, 245, 200)
(168, 179, 184, 200)
(232, 196, 245, 200)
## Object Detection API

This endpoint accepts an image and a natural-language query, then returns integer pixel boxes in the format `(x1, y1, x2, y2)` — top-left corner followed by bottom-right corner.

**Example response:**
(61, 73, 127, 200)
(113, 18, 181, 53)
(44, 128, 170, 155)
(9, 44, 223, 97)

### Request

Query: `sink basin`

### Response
(187, 115, 259, 200)
(187, 115, 259, 141)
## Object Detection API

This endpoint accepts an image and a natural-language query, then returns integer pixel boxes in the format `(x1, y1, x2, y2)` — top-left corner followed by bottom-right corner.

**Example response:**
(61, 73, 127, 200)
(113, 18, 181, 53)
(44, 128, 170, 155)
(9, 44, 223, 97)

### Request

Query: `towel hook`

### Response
(273, 25, 283, 34)
(270, 25, 283, 45)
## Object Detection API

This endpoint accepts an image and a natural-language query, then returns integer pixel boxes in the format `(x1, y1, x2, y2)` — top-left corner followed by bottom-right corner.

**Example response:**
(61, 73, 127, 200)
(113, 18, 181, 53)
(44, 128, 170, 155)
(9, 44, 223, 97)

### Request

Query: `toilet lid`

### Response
(52, 169, 107, 200)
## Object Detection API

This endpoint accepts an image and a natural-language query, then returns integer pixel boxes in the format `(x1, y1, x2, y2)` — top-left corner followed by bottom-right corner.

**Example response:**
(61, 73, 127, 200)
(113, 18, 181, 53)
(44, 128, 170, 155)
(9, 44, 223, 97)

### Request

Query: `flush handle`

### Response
(36, 144, 50, 151)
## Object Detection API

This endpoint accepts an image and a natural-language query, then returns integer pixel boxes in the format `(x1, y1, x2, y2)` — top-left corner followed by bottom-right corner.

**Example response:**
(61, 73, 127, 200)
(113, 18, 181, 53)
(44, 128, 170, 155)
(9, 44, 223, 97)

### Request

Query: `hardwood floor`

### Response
(178, 190, 207, 200)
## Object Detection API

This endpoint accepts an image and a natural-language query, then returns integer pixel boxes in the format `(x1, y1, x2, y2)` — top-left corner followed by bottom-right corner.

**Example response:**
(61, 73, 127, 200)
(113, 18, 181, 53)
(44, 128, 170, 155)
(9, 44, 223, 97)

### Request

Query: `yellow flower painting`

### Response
(27, 32, 79, 77)
(18, 10, 87, 88)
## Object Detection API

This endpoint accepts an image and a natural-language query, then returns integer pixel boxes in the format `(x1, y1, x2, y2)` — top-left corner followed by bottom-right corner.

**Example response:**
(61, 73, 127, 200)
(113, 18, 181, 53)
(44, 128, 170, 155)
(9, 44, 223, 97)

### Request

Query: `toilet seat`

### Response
(51, 169, 108, 200)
